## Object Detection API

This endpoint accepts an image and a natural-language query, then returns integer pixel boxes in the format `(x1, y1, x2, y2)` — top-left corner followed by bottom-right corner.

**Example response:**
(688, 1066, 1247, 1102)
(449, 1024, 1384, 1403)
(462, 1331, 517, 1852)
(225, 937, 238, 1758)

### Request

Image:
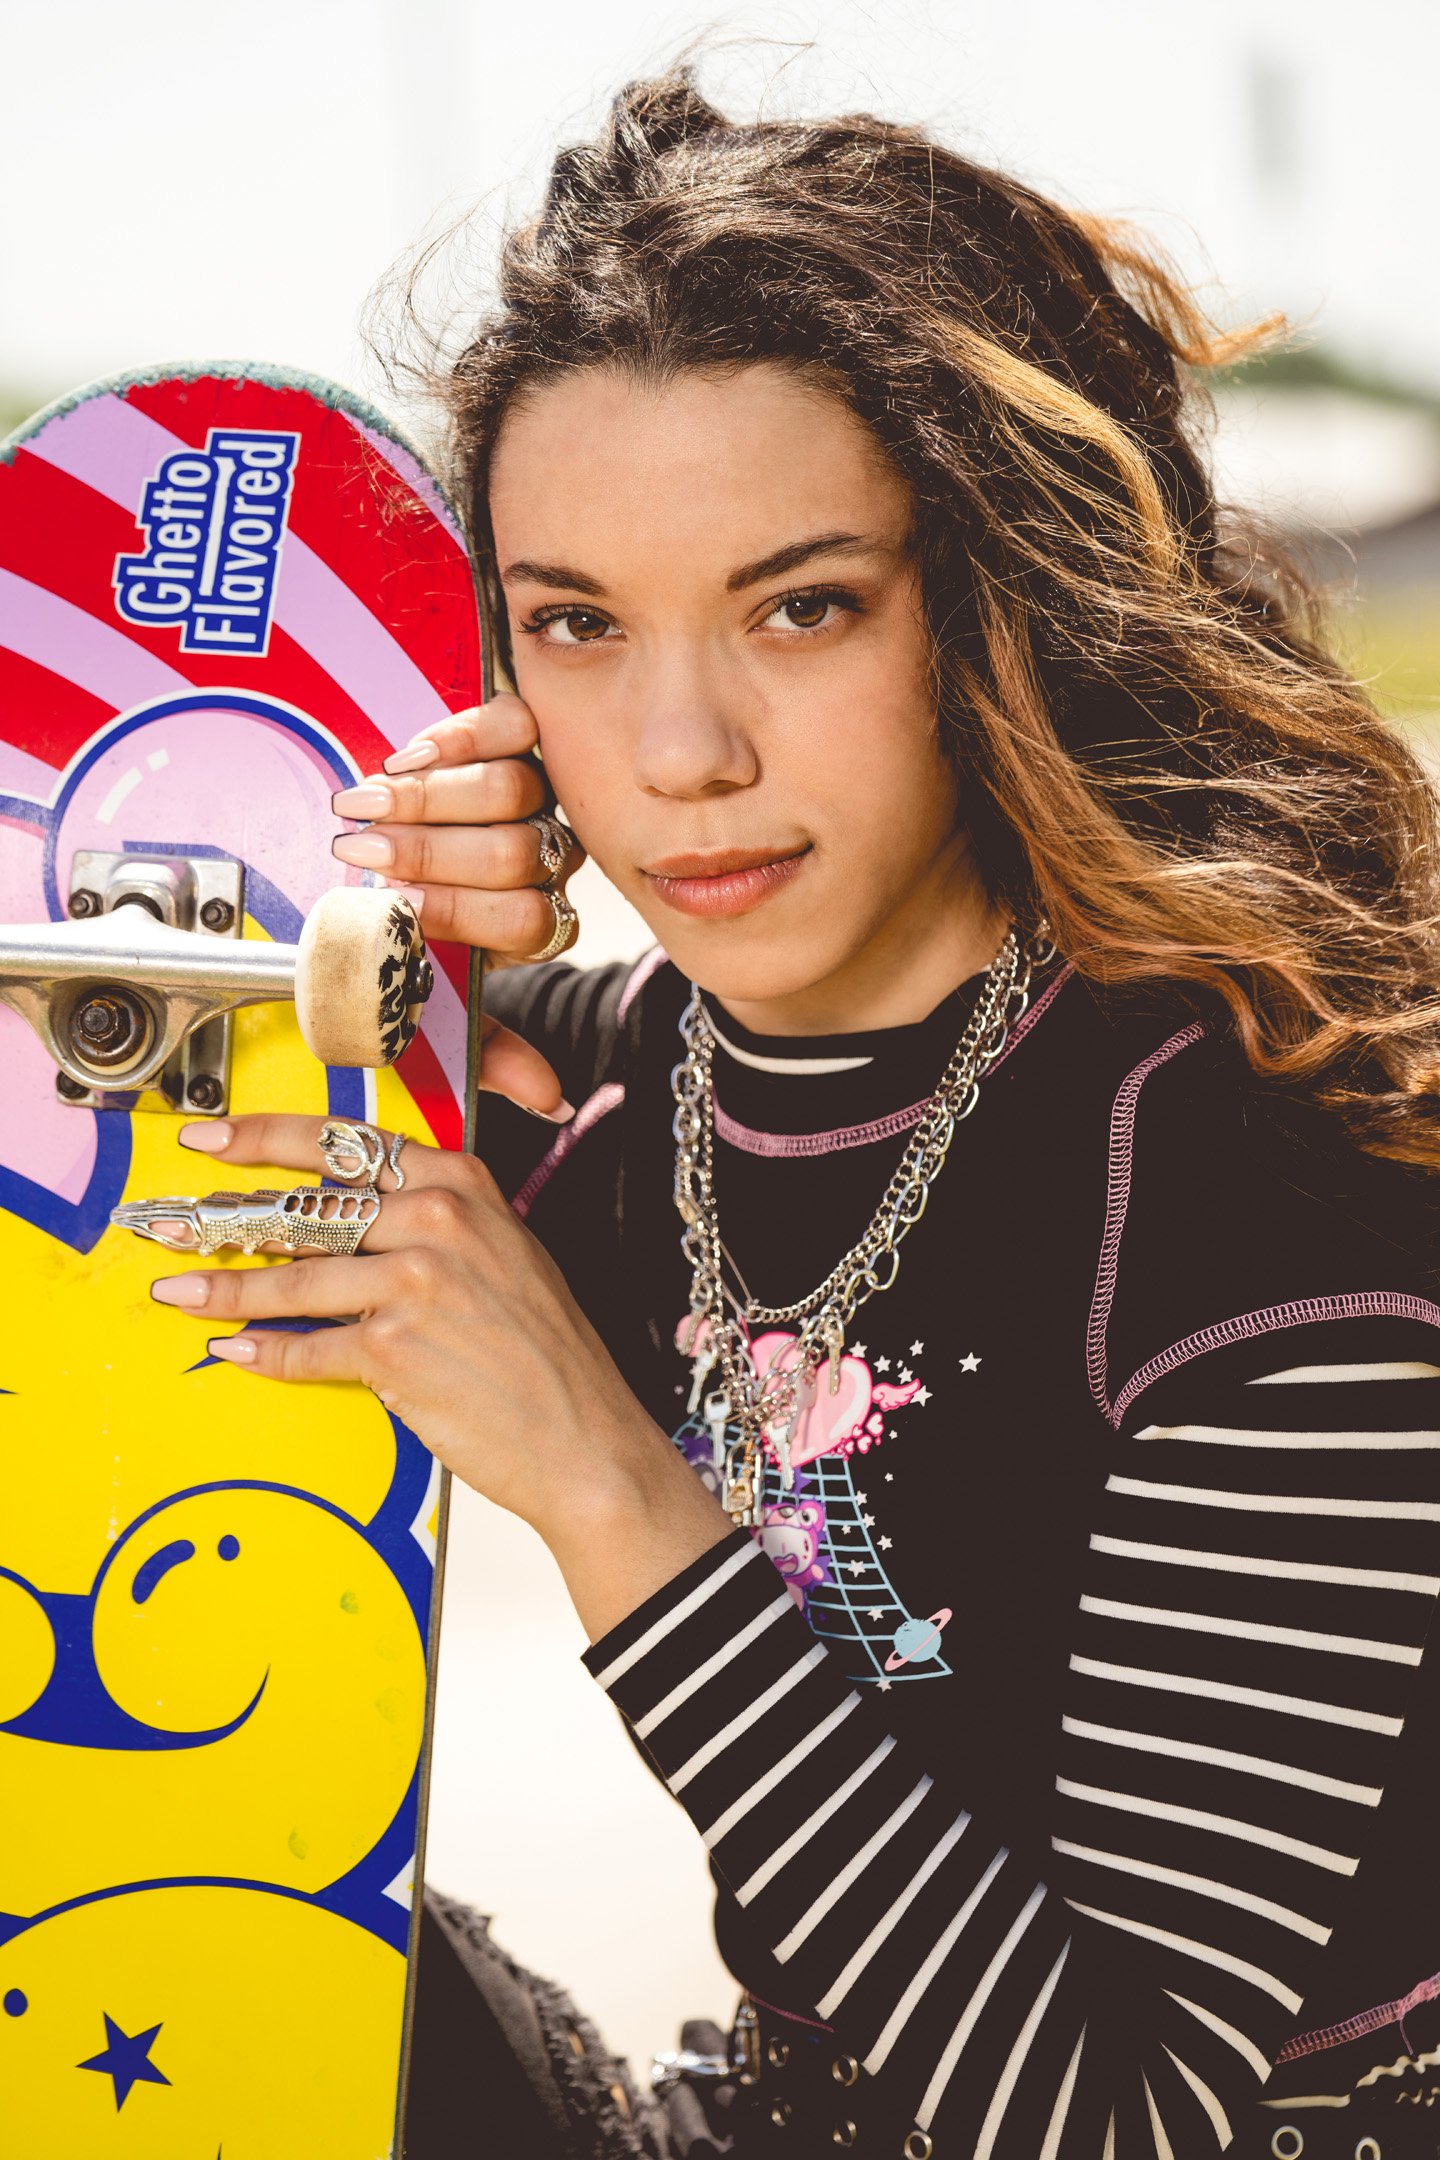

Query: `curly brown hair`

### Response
(409, 66, 1440, 1170)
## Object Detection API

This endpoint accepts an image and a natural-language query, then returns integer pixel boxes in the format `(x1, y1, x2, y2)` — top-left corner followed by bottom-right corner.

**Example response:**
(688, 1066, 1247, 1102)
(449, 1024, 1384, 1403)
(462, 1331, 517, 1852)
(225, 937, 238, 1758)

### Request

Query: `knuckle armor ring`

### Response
(112, 1185, 382, 1256)
(523, 886, 579, 965)
(318, 1118, 408, 1190)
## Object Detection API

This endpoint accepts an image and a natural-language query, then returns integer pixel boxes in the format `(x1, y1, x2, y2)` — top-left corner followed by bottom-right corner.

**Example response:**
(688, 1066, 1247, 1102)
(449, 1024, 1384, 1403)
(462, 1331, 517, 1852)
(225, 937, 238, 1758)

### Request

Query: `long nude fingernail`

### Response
(332, 783, 395, 819)
(384, 739, 440, 774)
(179, 1120, 233, 1152)
(208, 1336, 257, 1365)
(520, 1099, 575, 1124)
(333, 832, 393, 868)
(152, 1275, 211, 1309)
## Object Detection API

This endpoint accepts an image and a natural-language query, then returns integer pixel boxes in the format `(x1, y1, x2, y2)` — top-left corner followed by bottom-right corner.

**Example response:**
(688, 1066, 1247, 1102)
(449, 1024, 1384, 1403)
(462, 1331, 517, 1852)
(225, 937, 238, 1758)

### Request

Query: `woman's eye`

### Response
(532, 609, 616, 645)
(762, 590, 856, 633)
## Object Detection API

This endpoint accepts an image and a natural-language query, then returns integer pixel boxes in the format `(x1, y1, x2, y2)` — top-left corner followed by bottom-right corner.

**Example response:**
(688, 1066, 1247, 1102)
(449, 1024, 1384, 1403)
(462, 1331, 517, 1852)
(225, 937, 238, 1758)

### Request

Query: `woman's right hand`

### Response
(330, 693, 588, 1122)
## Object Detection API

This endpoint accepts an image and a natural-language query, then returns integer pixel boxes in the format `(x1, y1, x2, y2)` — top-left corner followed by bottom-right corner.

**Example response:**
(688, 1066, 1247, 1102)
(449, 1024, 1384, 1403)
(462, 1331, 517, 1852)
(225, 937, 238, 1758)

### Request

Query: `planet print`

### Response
(884, 1608, 953, 1671)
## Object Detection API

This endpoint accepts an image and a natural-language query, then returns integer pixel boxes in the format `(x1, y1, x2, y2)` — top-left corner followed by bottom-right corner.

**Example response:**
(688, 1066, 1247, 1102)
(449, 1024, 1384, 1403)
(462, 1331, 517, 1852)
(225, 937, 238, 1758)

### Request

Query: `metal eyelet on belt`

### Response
(903, 2133, 934, 2160)
(767, 2036, 790, 2068)
(770, 2098, 792, 2128)
(831, 2053, 860, 2087)
(832, 2120, 857, 2147)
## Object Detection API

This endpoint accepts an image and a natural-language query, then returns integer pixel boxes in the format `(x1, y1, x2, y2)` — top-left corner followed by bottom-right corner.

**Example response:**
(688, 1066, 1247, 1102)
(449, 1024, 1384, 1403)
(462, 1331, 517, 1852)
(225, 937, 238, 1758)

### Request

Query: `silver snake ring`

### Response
(524, 811, 575, 880)
(317, 1119, 408, 1189)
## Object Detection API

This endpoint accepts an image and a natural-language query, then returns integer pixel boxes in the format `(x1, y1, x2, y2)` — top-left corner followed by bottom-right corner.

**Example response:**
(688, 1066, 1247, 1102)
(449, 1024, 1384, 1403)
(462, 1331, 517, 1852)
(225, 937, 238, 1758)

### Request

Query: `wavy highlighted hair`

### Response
(419, 67, 1440, 1169)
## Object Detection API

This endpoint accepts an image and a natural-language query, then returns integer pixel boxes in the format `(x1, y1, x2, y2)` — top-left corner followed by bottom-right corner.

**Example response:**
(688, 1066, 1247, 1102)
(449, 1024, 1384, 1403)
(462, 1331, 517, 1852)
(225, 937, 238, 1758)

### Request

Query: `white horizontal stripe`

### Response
(1056, 1776, 1358, 1875)
(1108, 1473, 1440, 1523)
(1136, 1420, 1440, 1449)
(1090, 1532, 1440, 1598)
(866, 1849, 1009, 2074)
(814, 1813, 971, 2012)
(1249, 1361, 1440, 1384)
(590, 1538, 761, 1689)
(736, 1735, 894, 1905)
(1067, 1899, 1303, 2012)
(1062, 1716, 1383, 1806)
(1143, 2071, 1177, 2160)
(702, 1692, 860, 1846)
(775, 1775, 932, 1961)
(708, 1011, 872, 1074)
(1069, 1651, 1405, 1735)
(916, 1885, 1048, 2131)
(670, 1644, 826, 1791)
(972, 1942, 1072, 2160)
(1166, 1988, 1273, 2081)
(1038, 2027, 1086, 2160)
(1164, 2047, 1232, 2146)
(1079, 1592, 1421, 1665)
(1256, 2092, 1353, 2108)
(1052, 1837, 1329, 1942)
(635, 1590, 795, 1736)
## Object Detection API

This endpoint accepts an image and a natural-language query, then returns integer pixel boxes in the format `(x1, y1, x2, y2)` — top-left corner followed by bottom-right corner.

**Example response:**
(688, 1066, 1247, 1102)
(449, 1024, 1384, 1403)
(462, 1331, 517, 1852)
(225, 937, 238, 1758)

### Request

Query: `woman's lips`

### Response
(643, 848, 810, 919)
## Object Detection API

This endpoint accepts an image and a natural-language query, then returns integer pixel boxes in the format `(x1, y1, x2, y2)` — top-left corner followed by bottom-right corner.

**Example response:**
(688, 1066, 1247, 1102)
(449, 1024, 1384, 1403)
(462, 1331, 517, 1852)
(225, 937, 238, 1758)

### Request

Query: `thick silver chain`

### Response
(671, 917, 1054, 1525)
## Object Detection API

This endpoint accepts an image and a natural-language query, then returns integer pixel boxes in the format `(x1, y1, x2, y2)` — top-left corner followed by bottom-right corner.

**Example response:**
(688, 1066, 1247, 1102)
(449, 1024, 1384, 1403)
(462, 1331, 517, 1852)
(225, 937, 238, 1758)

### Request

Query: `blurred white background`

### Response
(4, 0, 1437, 2084)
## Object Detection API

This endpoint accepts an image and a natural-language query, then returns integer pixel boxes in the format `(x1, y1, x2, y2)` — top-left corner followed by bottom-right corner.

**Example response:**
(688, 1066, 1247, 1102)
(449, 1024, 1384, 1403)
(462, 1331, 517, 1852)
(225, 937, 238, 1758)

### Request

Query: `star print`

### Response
(867, 1606, 888, 1621)
(899, 1367, 913, 1384)
(877, 1678, 893, 1692)
(879, 1535, 893, 1549)
(862, 1513, 875, 1527)
(845, 1560, 870, 1577)
(79, 2014, 171, 2110)
(884, 1473, 894, 1482)
(851, 1342, 867, 1358)
(856, 1493, 867, 1504)
(910, 1340, 924, 1357)
(960, 1353, 981, 1373)
(875, 1355, 890, 1373)
(915, 1387, 931, 1405)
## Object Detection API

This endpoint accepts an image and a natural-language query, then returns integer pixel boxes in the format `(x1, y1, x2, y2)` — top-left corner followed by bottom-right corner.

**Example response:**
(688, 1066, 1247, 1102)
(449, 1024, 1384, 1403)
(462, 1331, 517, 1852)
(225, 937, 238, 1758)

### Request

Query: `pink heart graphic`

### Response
(751, 1331, 873, 1467)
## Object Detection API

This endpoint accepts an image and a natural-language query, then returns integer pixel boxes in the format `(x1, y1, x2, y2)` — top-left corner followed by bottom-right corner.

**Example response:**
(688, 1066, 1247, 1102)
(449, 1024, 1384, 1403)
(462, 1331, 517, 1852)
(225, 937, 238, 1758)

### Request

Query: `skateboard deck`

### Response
(0, 366, 486, 2156)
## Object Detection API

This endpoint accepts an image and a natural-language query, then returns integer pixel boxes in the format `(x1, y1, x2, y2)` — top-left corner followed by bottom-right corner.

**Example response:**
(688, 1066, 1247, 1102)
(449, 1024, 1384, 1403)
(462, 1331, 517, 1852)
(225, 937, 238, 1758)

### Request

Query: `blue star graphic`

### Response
(78, 2012, 171, 2109)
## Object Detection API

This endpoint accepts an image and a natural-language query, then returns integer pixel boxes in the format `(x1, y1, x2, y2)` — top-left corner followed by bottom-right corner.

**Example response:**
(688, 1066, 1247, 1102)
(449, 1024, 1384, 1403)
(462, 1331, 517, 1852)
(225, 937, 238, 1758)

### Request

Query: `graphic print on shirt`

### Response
(671, 1315, 954, 1687)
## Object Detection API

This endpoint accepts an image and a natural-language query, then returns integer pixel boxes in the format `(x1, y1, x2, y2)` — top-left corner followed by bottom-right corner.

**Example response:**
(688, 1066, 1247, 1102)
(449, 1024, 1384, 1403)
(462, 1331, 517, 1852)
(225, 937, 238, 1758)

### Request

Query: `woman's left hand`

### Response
(147, 1113, 676, 1545)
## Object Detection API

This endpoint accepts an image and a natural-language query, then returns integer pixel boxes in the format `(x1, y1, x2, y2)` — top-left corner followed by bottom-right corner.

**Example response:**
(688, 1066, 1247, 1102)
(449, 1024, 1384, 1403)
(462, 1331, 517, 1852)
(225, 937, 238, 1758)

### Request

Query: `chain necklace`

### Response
(671, 917, 1055, 1527)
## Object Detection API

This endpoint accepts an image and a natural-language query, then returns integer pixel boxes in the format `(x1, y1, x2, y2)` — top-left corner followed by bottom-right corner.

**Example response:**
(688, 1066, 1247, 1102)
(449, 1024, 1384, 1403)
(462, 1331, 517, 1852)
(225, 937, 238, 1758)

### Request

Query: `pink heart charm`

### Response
(751, 1330, 873, 1468)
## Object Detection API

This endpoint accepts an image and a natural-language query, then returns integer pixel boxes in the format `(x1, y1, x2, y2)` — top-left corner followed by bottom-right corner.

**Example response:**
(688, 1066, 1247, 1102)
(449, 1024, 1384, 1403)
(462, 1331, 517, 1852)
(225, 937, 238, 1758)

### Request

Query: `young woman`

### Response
(151, 71, 1440, 2160)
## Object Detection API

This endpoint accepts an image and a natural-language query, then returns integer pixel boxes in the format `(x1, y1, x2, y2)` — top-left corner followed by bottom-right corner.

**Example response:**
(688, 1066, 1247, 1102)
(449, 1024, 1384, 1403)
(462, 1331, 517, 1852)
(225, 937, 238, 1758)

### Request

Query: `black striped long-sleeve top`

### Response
(473, 942, 1440, 2156)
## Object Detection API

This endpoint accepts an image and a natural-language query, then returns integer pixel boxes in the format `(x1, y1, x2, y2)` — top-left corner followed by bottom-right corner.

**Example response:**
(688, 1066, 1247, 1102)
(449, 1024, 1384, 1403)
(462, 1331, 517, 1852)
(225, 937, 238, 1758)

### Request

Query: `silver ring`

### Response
(524, 812, 574, 880)
(113, 1185, 381, 1257)
(523, 887, 578, 965)
(318, 1120, 407, 1190)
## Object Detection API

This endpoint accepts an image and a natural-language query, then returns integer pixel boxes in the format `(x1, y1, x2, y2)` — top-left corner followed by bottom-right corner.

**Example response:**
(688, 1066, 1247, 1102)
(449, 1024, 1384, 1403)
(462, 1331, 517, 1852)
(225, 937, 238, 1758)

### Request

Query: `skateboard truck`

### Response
(0, 850, 433, 1114)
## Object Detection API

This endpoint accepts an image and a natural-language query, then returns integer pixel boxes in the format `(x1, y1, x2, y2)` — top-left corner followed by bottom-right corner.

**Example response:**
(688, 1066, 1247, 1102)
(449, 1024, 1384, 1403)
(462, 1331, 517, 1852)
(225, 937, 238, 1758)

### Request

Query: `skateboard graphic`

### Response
(0, 367, 486, 2156)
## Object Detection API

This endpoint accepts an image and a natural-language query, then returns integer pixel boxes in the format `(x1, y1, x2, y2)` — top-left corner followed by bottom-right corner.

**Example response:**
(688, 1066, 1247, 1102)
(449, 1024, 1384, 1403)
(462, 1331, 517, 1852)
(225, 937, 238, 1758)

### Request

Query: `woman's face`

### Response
(488, 362, 999, 1030)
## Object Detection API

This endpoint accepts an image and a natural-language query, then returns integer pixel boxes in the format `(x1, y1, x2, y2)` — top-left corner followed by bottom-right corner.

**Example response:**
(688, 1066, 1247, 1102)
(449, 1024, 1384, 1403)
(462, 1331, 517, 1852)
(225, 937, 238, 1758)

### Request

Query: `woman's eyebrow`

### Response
(726, 531, 879, 592)
(500, 559, 607, 595)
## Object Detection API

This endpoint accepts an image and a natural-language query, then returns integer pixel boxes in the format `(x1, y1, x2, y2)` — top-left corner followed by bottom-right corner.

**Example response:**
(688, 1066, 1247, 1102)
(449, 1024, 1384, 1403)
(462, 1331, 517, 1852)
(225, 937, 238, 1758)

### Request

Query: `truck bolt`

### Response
(187, 1074, 224, 1111)
(55, 1072, 89, 1101)
(199, 898, 235, 933)
(68, 890, 101, 919)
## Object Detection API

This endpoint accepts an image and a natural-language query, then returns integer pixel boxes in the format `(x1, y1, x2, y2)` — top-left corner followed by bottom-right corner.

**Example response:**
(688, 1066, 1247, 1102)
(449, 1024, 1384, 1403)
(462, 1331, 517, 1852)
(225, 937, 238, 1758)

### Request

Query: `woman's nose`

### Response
(630, 655, 759, 798)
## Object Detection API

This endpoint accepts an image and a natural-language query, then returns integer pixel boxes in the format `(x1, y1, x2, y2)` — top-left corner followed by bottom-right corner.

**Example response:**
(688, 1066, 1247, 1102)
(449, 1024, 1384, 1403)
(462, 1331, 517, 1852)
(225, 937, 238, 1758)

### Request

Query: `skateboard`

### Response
(0, 365, 487, 2156)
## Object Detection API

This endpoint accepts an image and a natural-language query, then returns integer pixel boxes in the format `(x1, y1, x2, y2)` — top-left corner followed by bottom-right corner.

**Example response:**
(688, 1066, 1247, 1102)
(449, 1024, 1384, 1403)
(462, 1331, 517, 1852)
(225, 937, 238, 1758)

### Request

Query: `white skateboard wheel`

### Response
(295, 889, 431, 1068)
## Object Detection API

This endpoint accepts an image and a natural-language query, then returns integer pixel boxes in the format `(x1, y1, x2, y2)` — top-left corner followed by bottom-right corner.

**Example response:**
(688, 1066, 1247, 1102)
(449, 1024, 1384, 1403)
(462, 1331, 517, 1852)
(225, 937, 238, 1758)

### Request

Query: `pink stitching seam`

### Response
(511, 1082, 625, 1220)
(1110, 1291, 1440, 1430)
(1085, 1023, 1207, 1423)
(712, 962, 1077, 1161)
(617, 944, 668, 1023)
(1276, 1965, 1440, 2063)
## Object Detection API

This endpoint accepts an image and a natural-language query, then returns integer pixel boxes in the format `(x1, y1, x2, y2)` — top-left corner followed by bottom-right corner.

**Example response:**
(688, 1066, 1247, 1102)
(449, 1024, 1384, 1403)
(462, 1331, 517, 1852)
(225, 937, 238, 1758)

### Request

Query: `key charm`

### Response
(704, 1389, 732, 1472)
(687, 1341, 718, 1415)
(826, 1320, 845, 1396)
(723, 1440, 756, 1526)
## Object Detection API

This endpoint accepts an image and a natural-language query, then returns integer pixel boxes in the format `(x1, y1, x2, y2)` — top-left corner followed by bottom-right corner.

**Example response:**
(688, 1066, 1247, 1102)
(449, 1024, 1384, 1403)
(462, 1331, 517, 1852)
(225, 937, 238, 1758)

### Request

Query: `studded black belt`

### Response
(725, 1992, 935, 2157)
